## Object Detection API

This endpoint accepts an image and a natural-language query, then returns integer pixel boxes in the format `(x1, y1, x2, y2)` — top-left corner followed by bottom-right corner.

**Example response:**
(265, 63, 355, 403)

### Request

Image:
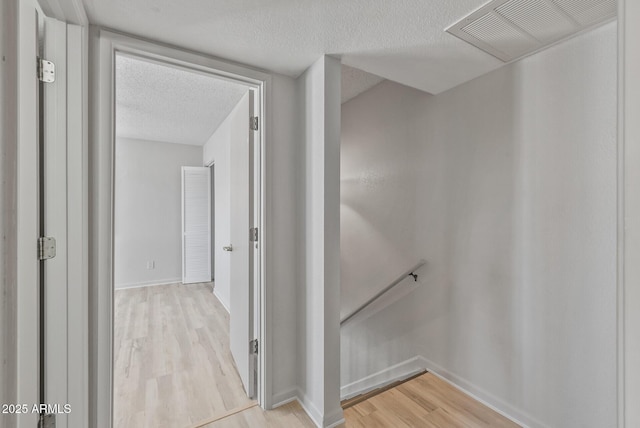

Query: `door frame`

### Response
(619, 1, 640, 426)
(16, 2, 42, 427)
(15, 3, 88, 428)
(209, 163, 215, 282)
(89, 28, 270, 426)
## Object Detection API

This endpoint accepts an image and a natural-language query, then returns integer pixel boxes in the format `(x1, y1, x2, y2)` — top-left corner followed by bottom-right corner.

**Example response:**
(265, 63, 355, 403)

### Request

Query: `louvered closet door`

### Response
(182, 167, 211, 284)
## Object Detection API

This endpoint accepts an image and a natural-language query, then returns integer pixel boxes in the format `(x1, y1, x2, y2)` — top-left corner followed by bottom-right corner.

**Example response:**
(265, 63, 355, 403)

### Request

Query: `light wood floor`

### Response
(342, 372, 520, 428)
(200, 401, 316, 427)
(114, 282, 255, 428)
(115, 283, 518, 427)
(201, 372, 520, 427)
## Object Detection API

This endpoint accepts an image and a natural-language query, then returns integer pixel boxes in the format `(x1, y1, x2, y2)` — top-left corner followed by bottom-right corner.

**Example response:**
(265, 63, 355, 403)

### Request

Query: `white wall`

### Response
(296, 56, 343, 427)
(88, 27, 305, 415)
(200, 77, 304, 409)
(114, 137, 202, 288)
(622, 2, 640, 426)
(203, 91, 248, 311)
(0, 0, 18, 421)
(266, 74, 300, 405)
(340, 22, 617, 428)
(199, 60, 345, 425)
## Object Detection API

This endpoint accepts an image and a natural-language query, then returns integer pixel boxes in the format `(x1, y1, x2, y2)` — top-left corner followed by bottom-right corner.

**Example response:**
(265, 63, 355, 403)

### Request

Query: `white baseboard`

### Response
(114, 278, 181, 289)
(340, 355, 547, 428)
(340, 355, 427, 400)
(213, 289, 230, 313)
(271, 387, 298, 408)
(298, 391, 344, 428)
(273, 388, 344, 428)
(323, 408, 345, 428)
(296, 389, 323, 427)
(420, 356, 548, 428)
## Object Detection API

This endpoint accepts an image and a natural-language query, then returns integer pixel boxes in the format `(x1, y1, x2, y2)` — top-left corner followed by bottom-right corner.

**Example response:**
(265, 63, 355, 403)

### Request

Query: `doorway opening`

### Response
(112, 52, 262, 427)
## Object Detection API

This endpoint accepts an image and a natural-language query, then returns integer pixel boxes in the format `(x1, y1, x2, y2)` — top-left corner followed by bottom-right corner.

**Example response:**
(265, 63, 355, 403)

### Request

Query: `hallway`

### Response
(196, 371, 519, 427)
(113, 280, 520, 428)
(113, 283, 252, 428)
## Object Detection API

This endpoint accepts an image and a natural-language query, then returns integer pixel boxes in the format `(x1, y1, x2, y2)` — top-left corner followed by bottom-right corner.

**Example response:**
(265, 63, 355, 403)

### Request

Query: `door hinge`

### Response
(38, 58, 55, 83)
(250, 339, 258, 355)
(38, 237, 56, 260)
(250, 227, 258, 242)
(250, 116, 259, 131)
(38, 413, 56, 428)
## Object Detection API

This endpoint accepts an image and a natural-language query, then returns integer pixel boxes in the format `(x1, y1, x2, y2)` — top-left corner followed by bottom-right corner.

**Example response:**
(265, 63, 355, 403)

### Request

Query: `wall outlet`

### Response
(146, 261, 155, 270)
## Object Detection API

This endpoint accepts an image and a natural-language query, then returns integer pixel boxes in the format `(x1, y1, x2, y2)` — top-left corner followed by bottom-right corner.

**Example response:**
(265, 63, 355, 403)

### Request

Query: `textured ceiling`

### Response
(83, 0, 505, 94)
(342, 66, 385, 104)
(116, 54, 248, 146)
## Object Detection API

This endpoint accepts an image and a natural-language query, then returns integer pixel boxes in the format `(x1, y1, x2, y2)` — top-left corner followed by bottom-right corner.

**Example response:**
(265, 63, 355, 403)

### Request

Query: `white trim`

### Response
(14, 6, 89, 428)
(293, 390, 345, 428)
(271, 388, 298, 409)
(90, 27, 270, 425)
(260, 72, 273, 410)
(619, 1, 640, 426)
(340, 356, 427, 400)
(296, 389, 323, 428)
(113, 278, 182, 290)
(43, 16, 71, 428)
(37, 0, 88, 25)
(340, 355, 537, 428)
(66, 22, 89, 428)
(420, 356, 541, 428)
(213, 289, 231, 314)
(617, 2, 626, 427)
(16, 1, 41, 426)
(323, 409, 346, 428)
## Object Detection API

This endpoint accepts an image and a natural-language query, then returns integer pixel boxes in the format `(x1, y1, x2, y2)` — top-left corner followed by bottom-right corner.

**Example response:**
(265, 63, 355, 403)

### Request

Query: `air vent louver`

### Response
(446, 0, 616, 62)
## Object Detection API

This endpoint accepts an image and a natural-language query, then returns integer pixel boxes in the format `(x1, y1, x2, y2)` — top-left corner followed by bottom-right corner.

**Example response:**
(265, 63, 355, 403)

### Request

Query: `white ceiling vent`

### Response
(446, 0, 616, 62)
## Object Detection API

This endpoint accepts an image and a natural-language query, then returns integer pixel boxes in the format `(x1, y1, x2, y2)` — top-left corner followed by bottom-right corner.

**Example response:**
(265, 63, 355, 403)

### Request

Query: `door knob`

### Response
(223, 245, 233, 252)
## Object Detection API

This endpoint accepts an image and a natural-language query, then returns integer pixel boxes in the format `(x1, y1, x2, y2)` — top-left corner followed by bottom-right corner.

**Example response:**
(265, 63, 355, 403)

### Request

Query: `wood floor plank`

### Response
(341, 370, 427, 409)
(114, 282, 254, 428)
(423, 407, 471, 428)
(190, 401, 258, 427)
(344, 373, 521, 428)
(377, 388, 436, 425)
(201, 401, 316, 428)
(399, 377, 495, 427)
(116, 284, 520, 427)
(397, 382, 485, 426)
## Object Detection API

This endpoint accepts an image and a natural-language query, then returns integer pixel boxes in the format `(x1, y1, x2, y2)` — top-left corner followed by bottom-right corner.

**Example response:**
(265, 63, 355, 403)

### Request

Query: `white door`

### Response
(16, 5, 86, 427)
(229, 91, 256, 397)
(15, 2, 43, 427)
(42, 16, 70, 428)
(182, 166, 212, 284)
